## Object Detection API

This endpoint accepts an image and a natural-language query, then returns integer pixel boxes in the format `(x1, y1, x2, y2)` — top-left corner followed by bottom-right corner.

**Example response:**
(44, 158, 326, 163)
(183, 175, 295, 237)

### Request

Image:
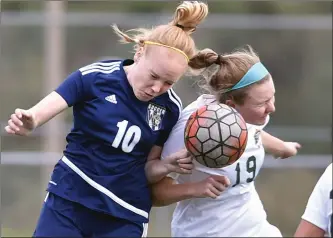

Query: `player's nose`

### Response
(266, 100, 275, 113)
(151, 82, 163, 94)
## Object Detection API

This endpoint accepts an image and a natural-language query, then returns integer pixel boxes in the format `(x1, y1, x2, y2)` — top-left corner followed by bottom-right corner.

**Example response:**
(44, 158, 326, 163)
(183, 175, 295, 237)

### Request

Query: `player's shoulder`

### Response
(321, 163, 332, 184)
(325, 163, 332, 173)
(312, 163, 332, 200)
(182, 94, 216, 118)
(78, 59, 124, 79)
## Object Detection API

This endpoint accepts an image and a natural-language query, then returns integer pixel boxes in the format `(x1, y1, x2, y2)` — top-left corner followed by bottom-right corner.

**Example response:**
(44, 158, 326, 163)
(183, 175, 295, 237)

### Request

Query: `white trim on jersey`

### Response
(142, 223, 149, 237)
(169, 88, 182, 109)
(81, 67, 121, 76)
(79, 61, 121, 76)
(79, 61, 121, 71)
(167, 89, 182, 119)
(44, 192, 50, 202)
(80, 61, 121, 71)
(61, 156, 149, 219)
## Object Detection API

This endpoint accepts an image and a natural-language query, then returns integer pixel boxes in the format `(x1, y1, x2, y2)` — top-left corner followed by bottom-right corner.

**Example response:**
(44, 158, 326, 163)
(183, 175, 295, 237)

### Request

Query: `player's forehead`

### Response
(246, 77, 275, 103)
(146, 46, 188, 80)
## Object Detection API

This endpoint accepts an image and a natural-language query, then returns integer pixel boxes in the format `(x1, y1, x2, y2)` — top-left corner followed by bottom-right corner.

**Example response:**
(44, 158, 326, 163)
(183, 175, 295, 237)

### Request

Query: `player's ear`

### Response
(134, 47, 144, 62)
(225, 99, 236, 108)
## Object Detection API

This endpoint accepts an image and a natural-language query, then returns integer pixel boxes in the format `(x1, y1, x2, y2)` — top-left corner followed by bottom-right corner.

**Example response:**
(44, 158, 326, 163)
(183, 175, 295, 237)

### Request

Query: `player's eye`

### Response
(151, 74, 158, 79)
(256, 103, 266, 108)
(165, 81, 173, 86)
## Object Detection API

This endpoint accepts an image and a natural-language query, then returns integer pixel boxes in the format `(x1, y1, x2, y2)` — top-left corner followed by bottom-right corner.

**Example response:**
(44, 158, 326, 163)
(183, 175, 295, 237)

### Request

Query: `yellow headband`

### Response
(144, 41, 189, 62)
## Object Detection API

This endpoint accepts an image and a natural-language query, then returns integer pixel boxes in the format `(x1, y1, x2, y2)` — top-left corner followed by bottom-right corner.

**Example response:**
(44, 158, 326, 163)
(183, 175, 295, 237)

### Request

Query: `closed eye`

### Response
(151, 74, 159, 79)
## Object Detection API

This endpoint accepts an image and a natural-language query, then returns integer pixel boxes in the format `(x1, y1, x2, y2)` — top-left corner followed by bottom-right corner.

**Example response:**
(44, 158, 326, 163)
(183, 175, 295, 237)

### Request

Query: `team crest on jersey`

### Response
(254, 129, 261, 146)
(147, 103, 166, 131)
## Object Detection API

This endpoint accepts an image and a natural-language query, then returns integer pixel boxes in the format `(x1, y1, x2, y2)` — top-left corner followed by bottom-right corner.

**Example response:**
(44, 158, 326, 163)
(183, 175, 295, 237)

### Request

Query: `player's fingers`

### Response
(5, 125, 16, 134)
(168, 149, 189, 162)
(178, 162, 194, 170)
(211, 179, 228, 192)
(206, 177, 226, 193)
(293, 142, 302, 149)
(206, 191, 217, 199)
(17, 108, 32, 119)
(14, 108, 24, 119)
(211, 175, 231, 187)
(11, 113, 23, 126)
(177, 156, 193, 164)
(207, 184, 222, 197)
(7, 119, 20, 132)
(177, 167, 192, 174)
(179, 149, 191, 159)
(177, 148, 191, 157)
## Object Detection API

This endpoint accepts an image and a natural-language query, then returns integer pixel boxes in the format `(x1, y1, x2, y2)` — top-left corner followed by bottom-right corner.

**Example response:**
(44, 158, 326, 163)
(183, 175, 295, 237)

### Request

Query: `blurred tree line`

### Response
(2, 1, 332, 153)
(3, 1, 332, 14)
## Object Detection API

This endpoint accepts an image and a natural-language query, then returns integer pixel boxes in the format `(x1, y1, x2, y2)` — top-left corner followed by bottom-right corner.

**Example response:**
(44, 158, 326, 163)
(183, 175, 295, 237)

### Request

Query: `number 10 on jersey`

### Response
(112, 120, 141, 153)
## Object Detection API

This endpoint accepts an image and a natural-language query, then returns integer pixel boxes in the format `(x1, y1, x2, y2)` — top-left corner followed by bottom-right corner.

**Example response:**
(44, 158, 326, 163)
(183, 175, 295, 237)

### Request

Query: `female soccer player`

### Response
(151, 45, 301, 237)
(4, 1, 208, 237)
(294, 163, 332, 237)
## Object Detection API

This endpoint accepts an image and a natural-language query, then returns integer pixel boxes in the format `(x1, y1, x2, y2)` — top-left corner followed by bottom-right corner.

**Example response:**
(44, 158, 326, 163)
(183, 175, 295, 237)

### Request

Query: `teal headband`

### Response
(225, 62, 269, 92)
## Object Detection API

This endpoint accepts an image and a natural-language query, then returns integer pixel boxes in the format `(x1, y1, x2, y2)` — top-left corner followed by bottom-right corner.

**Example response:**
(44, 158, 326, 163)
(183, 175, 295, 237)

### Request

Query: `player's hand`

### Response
(163, 149, 194, 174)
(191, 175, 230, 199)
(4, 108, 37, 136)
(276, 141, 301, 159)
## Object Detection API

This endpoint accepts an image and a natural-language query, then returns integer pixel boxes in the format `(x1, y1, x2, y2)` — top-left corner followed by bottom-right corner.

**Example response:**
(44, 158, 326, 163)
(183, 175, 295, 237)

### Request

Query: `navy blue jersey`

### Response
(47, 59, 182, 223)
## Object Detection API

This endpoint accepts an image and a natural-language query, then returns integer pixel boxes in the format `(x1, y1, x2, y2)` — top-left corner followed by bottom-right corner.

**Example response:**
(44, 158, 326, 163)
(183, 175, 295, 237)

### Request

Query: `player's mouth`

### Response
(137, 91, 154, 101)
(144, 92, 154, 98)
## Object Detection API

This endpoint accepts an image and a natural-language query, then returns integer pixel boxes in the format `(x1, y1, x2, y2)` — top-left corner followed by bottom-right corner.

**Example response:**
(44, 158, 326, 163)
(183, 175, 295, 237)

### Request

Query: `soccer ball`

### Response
(184, 104, 248, 168)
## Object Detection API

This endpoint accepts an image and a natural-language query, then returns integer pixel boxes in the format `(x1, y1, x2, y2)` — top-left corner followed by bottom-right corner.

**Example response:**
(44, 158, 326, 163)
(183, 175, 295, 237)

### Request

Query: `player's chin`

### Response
(135, 92, 153, 102)
(253, 117, 267, 126)
(137, 96, 150, 102)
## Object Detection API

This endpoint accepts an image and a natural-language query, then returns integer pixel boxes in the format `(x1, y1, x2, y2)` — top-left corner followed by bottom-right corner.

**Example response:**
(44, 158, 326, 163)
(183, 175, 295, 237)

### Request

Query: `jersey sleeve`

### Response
(301, 163, 332, 231)
(160, 107, 194, 179)
(160, 113, 188, 158)
(55, 70, 94, 107)
(154, 124, 177, 147)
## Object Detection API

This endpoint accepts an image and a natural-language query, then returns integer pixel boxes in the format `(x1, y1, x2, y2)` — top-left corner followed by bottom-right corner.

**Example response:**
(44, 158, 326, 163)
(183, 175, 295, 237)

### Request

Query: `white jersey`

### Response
(161, 94, 281, 237)
(302, 163, 332, 237)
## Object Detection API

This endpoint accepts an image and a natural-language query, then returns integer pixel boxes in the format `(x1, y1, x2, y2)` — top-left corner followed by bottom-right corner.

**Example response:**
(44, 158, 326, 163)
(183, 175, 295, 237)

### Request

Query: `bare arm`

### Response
(5, 91, 68, 136)
(145, 146, 170, 184)
(151, 174, 230, 207)
(151, 176, 195, 207)
(29, 91, 68, 128)
(261, 130, 301, 159)
(294, 219, 325, 237)
(144, 146, 193, 184)
(261, 130, 285, 156)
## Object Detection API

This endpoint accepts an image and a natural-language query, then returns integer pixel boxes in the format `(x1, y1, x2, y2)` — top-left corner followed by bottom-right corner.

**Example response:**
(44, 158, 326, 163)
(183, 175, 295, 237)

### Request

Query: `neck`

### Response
(123, 65, 130, 75)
